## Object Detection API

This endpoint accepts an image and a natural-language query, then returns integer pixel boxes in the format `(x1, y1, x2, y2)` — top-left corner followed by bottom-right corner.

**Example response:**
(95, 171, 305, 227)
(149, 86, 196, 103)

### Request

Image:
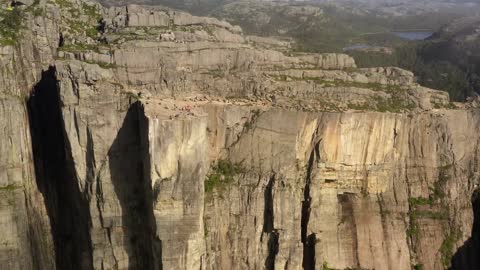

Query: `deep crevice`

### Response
(451, 188, 480, 270)
(27, 66, 93, 270)
(263, 174, 279, 270)
(263, 174, 276, 233)
(265, 231, 279, 270)
(108, 102, 156, 269)
(302, 142, 318, 270)
(338, 193, 360, 267)
(138, 105, 163, 270)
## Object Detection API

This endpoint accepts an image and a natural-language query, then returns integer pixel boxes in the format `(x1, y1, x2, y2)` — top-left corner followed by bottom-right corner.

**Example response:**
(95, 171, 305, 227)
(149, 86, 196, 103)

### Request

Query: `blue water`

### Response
(342, 44, 372, 51)
(391, 31, 434, 40)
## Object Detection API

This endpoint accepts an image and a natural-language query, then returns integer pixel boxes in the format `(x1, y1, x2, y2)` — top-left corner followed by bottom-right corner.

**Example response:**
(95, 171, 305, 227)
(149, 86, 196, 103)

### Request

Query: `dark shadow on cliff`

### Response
(302, 142, 319, 270)
(108, 102, 158, 269)
(450, 189, 480, 270)
(263, 174, 279, 270)
(27, 66, 93, 270)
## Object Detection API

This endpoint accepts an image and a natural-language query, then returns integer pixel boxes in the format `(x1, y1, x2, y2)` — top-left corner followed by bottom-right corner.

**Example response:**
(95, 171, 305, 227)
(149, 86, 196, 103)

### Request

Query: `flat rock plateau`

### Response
(0, 0, 479, 269)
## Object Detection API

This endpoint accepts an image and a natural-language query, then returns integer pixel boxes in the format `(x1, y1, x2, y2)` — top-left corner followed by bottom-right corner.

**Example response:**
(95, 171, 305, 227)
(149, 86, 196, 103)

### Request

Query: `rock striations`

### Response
(0, 0, 479, 270)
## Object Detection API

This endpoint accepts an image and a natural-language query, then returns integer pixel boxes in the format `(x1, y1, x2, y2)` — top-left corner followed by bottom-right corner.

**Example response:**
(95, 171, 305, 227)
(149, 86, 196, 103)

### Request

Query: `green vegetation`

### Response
(348, 43, 477, 102)
(81, 2, 100, 19)
(153, 0, 479, 101)
(407, 164, 453, 241)
(244, 109, 261, 131)
(315, 100, 342, 112)
(429, 164, 452, 200)
(271, 74, 404, 91)
(439, 230, 459, 269)
(408, 197, 433, 206)
(58, 43, 107, 53)
(55, 0, 74, 9)
(126, 92, 140, 101)
(348, 102, 373, 111)
(54, 0, 102, 49)
(0, 9, 25, 46)
(407, 223, 419, 237)
(413, 264, 424, 270)
(202, 69, 225, 78)
(205, 160, 245, 193)
(24, 0, 44, 17)
(204, 223, 209, 237)
(83, 60, 117, 69)
(373, 95, 415, 113)
(271, 74, 404, 92)
(270, 73, 416, 112)
(410, 210, 448, 220)
(65, 18, 99, 39)
(210, 2, 464, 54)
(0, 184, 21, 191)
(305, 78, 413, 112)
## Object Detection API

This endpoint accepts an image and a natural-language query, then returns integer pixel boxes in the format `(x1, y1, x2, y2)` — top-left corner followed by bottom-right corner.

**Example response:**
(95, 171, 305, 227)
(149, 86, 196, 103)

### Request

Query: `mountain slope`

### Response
(0, 1, 479, 270)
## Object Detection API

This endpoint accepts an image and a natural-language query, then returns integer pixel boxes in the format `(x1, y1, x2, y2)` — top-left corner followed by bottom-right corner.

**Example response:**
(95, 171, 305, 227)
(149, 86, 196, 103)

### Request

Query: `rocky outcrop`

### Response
(141, 103, 208, 269)
(203, 108, 480, 270)
(0, 2, 60, 270)
(0, 1, 479, 270)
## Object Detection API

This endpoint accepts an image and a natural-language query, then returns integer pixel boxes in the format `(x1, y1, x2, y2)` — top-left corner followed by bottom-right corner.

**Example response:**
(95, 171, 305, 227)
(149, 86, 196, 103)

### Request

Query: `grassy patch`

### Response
(124, 91, 140, 101)
(0, 9, 25, 46)
(202, 69, 224, 78)
(270, 74, 415, 112)
(411, 210, 448, 220)
(58, 43, 103, 52)
(428, 164, 452, 200)
(407, 223, 419, 237)
(374, 95, 415, 113)
(439, 230, 459, 269)
(243, 109, 261, 131)
(205, 160, 245, 193)
(204, 223, 209, 237)
(81, 2, 100, 19)
(347, 102, 374, 111)
(83, 60, 117, 69)
(25, 0, 45, 17)
(407, 164, 454, 253)
(322, 262, 332, 270)
(413, 264, 424, 270)
(65, 19, 99, 38)
(55, 0, 73, 9)
(0, 184, 21, 191)
(408, 197, 433, 206)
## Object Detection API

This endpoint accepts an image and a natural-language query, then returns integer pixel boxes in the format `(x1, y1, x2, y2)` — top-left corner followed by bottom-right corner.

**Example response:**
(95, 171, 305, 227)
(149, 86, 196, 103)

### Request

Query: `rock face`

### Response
(0, 3, 60, 270)
(0, 1, 479, 270)
(204, 109, 480, 270)
(141, 105, 208, 270)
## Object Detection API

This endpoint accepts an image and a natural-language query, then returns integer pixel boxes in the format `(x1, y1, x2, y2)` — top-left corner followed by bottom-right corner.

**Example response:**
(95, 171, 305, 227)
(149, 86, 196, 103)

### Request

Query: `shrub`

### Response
(439, 231, 458, 269)
(0, 9, 25, 45)
(413, 264, 424, 270)
(205, 160, 245, 193)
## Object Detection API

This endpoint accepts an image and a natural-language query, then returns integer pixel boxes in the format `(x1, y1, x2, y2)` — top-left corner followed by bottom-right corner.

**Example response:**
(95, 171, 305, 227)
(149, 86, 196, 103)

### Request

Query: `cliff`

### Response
(0, 1, 479, 270)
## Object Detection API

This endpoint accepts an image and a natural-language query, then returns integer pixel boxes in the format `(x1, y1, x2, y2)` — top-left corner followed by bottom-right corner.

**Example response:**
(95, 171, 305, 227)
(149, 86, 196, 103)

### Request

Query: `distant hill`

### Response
(97, 0, 480, 17)
(349, 16, 480, 101)
(423, 17, 480, 97)
(95, 0, 480, 100)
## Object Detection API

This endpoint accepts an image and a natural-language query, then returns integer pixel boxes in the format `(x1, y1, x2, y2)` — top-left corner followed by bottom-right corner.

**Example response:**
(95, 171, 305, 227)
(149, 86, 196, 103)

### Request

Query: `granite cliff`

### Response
(0, 0, 479, 270)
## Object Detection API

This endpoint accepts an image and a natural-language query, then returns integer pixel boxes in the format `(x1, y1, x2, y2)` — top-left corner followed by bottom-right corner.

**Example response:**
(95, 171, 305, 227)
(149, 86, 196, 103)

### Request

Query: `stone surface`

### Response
(0, 1, 479, 270)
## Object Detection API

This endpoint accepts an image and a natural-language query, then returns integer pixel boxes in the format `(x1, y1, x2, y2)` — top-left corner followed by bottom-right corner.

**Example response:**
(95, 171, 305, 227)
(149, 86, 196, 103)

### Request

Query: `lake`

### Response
(342, 44, 372, 51)
(391, 31, 434, 40)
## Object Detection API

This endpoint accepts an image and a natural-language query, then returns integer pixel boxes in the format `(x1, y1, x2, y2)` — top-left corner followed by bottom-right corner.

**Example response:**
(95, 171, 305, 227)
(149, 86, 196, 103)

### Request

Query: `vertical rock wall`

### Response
(0, 9, 60, 270)
(140, 110, 208, 269)
(1, 2, 479, 270)
(203, 108, 480, 270)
